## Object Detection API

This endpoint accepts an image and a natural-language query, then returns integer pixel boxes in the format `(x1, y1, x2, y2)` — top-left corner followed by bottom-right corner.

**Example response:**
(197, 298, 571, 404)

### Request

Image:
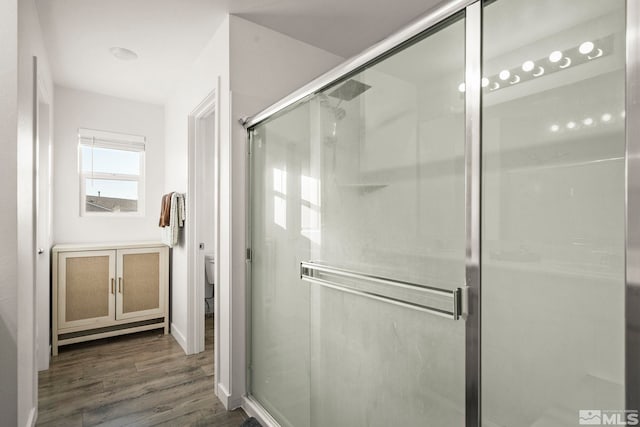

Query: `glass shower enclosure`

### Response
(243, 0, 639, 425)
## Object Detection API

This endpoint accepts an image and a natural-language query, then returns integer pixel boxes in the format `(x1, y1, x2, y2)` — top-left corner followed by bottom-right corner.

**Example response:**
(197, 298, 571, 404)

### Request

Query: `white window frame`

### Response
(78, 128, 146, 217)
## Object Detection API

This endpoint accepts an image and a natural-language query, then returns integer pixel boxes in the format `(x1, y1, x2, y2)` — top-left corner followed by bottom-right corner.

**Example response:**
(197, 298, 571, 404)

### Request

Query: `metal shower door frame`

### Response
(626, 0, 640, 413)
(464, 3, 481, 425)
(242, 0, 640, 423)
(241, 0, 477, 130)
(243, 1, 481, 422)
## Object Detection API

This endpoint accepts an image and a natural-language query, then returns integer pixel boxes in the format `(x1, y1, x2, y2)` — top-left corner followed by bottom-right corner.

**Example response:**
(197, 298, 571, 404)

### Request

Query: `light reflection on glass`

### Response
(273, 168, 287, 195)
(300, 175, 321, 244)
(274, 195, 286, 230)
(273, 168, 287, 229)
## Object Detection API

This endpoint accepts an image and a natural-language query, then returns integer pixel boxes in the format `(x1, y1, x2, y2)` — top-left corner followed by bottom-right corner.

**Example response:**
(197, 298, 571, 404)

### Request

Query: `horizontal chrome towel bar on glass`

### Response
(300, 262, 463, 320)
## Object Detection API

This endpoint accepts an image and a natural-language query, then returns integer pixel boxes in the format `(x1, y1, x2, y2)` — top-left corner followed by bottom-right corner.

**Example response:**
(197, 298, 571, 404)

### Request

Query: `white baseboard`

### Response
(242, 395, 280, 427)
(26, 407, 37, 427)
(216, 382, 232, 409)
(215, 382, 243, 410)
(170, 322, 188, 354)
(37, 345, 51, 372)
(229, 394, 243, 410)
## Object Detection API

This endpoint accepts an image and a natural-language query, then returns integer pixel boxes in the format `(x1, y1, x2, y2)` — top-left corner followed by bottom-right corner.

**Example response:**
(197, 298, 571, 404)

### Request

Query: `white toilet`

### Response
(204, 254, 215, 314)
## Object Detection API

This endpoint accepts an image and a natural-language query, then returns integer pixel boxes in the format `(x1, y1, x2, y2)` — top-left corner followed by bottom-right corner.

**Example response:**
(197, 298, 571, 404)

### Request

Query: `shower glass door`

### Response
(250, 11, 467, 427)
(481, 0, 626, 425)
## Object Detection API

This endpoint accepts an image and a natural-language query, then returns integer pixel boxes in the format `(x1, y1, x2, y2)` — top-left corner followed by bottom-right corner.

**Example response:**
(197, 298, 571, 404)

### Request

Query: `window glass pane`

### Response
(85, 178, 138, 213)
(81, 146, 141, 175)
(481, 0, 626, 425)
(307, 15, 466, 426)
(250, 12, 466, 427)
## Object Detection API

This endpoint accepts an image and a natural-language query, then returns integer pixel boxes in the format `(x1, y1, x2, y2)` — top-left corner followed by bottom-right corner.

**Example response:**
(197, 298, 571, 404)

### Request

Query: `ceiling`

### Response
(231, 0, 444, 58)
(35, 0, 444, 105)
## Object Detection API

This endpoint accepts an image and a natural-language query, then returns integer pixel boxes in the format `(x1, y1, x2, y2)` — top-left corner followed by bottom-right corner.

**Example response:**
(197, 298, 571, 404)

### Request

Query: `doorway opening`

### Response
(187, 87, 220, 381)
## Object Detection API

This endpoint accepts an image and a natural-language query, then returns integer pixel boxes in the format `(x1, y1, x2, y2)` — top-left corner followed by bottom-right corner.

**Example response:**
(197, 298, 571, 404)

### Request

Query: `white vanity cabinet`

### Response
(52, 242, 169, 355)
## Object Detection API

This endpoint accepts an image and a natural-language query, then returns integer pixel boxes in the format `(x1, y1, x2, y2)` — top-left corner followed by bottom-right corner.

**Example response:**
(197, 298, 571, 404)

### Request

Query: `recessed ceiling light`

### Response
(549, 50, 563, 63)
(522, 60, 535, 72)
(579, 41, 594, 55)
(109, 47, 138, 61)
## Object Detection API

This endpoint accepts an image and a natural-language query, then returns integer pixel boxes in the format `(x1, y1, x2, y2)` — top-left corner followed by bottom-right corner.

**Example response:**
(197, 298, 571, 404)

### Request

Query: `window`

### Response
(78, 128, 145, 216)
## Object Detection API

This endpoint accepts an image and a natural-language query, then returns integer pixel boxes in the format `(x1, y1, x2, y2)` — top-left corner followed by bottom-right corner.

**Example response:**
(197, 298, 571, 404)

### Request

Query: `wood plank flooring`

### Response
(38, 317, 247, 426)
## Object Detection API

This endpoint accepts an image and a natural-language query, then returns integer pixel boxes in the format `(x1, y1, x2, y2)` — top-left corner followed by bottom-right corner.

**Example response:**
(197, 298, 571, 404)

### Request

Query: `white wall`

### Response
(164, 16, 230, 359)
(229, 15, 344, 114)
(17, 0, 54, 425)
(0, 0, 19, 424)
(163, 13, 343, 411)
(52, 86, 165, 244)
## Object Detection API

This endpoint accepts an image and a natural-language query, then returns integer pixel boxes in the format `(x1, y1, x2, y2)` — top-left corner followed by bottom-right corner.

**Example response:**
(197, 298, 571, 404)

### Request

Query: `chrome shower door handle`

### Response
(300, 261, 463, 320)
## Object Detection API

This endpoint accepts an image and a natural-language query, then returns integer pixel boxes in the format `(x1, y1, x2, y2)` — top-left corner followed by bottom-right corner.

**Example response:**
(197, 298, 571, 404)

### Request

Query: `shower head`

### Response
(327, 79, 371, 101)
(318, 93, 347, 122)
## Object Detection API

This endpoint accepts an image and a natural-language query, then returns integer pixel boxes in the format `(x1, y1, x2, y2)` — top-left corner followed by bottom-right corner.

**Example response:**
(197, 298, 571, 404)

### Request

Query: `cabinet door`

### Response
(58, 250, 116, 329)
(116, 247, 166, 320)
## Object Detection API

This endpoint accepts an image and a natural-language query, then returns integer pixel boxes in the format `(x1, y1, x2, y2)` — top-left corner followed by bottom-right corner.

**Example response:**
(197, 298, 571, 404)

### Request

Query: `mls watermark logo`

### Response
(580, 410, 602, 425)
(579, 409, 639, 425)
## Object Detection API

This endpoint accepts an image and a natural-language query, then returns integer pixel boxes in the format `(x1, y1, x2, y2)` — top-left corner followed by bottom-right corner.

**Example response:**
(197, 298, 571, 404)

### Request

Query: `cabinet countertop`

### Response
(53, 241, 168, 252)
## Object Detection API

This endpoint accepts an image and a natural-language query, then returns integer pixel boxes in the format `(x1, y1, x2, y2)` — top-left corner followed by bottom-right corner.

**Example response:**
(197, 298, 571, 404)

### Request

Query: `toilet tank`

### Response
(205, 254, 215, 284)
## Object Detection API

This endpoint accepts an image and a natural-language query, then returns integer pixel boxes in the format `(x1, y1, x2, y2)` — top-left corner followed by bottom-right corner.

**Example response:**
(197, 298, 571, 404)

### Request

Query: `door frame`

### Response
(464, 3, 481, 425)
(239, 0, 640, 424)
(187, 82, 221, 359)
(625, 0, 640, 412)
(35, 57, 52, 372)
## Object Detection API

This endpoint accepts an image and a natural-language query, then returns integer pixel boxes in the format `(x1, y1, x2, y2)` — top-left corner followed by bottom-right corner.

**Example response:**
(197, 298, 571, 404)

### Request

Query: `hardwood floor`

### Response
(38, 316, 247, 426)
